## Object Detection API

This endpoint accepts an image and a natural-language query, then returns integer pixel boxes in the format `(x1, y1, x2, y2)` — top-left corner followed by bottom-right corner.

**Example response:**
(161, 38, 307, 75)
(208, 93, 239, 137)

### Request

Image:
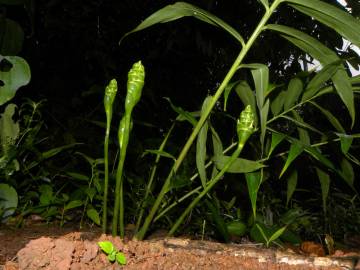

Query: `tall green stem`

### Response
(112, 115, 131, 237)
(135, 0, 281, 240)
(102, 79, 118, 234)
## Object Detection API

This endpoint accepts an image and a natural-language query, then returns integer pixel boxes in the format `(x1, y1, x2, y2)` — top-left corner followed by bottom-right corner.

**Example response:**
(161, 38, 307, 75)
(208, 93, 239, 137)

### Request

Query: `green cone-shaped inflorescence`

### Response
(125, 61, 145, 113)
(236, 105, 255, 148)
(104, 79, 118, 116)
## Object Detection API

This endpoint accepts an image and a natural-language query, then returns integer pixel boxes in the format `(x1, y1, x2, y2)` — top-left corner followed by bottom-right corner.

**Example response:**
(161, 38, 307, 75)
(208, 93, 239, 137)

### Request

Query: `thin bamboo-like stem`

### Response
(112, 115, 131, 237)
(102, 114, 111, 233)
(134, 0, 282, 240)
(135, 123, 175, 232)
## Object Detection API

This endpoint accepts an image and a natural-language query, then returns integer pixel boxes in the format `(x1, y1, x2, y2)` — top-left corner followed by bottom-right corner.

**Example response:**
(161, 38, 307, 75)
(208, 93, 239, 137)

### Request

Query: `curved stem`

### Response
(134, 0, 282, 241)
(168, 146, 242, 236)
(102, 114, 112, 233)
(112, 114, 131, 237)
(135, 123, 175, 232)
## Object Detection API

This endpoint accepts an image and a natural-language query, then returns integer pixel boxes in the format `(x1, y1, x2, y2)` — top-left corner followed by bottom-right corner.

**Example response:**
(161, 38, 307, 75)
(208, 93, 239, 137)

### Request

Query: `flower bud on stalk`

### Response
(125, 61, 145, 113)
(236, 105, 255, 148)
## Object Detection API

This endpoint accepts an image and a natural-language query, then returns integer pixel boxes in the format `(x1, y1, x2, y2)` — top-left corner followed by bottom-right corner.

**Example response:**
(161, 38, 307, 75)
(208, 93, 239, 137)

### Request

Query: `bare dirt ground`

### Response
(1, 223, 359, 270)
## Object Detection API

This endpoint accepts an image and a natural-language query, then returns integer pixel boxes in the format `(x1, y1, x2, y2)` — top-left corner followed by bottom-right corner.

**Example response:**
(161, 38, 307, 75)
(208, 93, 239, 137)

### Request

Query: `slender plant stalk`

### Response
(169, 104, 255, 235)
(102, 79, 118, 233)
(135, 123, 175, 232)
(112, 61, 145, 237)
(135, 0, 282, 240)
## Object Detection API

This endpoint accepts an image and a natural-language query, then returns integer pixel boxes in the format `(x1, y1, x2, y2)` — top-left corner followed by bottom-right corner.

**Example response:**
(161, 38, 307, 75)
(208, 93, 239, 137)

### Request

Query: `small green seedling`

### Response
(98, 241, 127, 265)
(255, 224, 287, 248)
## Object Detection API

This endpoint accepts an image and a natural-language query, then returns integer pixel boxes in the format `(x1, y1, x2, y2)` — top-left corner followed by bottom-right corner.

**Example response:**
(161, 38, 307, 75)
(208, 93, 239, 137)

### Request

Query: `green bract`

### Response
(104, 79, 118, 114)
(125, 61, 145, 113)
(237, 105, 255, 147)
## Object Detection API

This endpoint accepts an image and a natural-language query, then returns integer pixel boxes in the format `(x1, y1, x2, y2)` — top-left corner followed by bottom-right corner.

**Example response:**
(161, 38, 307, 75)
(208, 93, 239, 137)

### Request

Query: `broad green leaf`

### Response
(164, 97, 197, 126)
(270, 90, 285, 116)
(266, 24, 355, 126)
(0, 104, 19, 150)
(116, 252, 127, 265)
(0, 18, 24, 55)
(302, 60, 341, 101)
(213, 155, 265, 173)
(260, 99, 270, 148)
(224, 81, 238, 111)
(64, 200, 83, 211)
(98, 241, 115, 254)
(291, 111, 311, 145)
(196, 96, 212, 187)
(337, 134, 353, 154)
(120, 2, 245, 46)
(142, 149, 176, 161)
(280, 142, 303, 178)
(87, 208, 100, 225)
(284, 78, 303, 110)
(286, 0, 360, 48)
(235, 81, 258, 126)
(240, 63, 269, 109)
(340, 157, 354, 187)
(286, 170, 298, 206)
(0, 56, 31, 105)
(254, 224, 269, 242)
(245, 171, 262, 218)
(267, 132, 286, 157)
(0, 183, 18, 220)
(309, 101, 345, 133)
(315, 167, 330, 213)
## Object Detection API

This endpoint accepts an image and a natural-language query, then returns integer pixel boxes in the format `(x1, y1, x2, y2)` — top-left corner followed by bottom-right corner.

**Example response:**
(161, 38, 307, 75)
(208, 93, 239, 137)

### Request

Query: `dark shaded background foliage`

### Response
(15, 0, 356, 144)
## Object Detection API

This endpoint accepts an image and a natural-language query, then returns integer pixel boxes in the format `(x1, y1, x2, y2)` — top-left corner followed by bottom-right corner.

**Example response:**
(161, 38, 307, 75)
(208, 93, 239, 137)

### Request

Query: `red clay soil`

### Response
(0, 223, 359, 270)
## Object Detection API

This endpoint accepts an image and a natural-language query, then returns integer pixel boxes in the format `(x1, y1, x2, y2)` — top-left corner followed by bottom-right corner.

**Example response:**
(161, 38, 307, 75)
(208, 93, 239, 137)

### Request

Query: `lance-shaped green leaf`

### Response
(267, 132, 286, 157)
(120, 2, 245, 46)
(213, 155, 265, 173)
(0, 56, 31, 105)
(240, 63, 269, 109)
(125, 61, 145, 113)
(266, 24, 355, 126)
(302, 60, 341, 101)
(235, 81, 258, 127)
(280, 142, 303, 178)
(285, 0, 360, 48)
(286, 170, 298, 206)
(340, 157, 354, 188)
(196, 96, 212, 188)
(223, 81, 238, 111)
(270, 90, 285, 116)
(337, 133, 353, 154)
(164, 97, 197, 126)
(315, 167, 330, 213)
(291, 111, 311, 145)
(309, 101, 345, 133)
(260, 99, 270, 148)
(284, 78, 303, 110)
(245, 171, 262, 218)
